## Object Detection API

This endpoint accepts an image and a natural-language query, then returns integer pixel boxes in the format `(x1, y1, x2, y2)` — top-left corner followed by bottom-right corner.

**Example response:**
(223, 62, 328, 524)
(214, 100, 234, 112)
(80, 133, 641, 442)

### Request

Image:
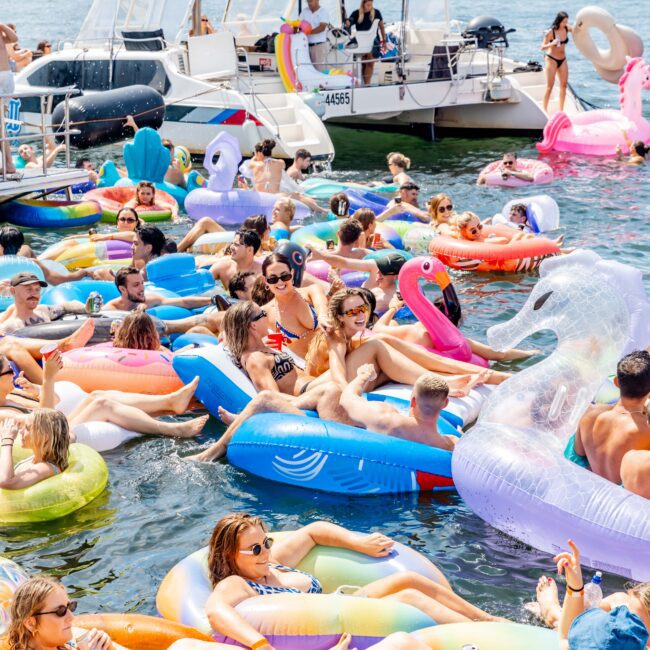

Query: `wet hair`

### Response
(234, 228, 261, 254)
(255, 139, 276, 157)
(7, 575, 64, 650)
(74, 156, 92, 169)
(228, 270, 256, 299)
(427, 193, 453, 224)
(261, 253, 292, 278)
(134, 180, 156, 206)
(338, 218, 363, 245)
(137, 225, 165, 257)
(31, 408, 70, 473)
(207, 513, 266, 586)
(294, 148, 311, 161)
(352, 208, 376, 232)
(0, 226, 25, 255)
(413, 374, 449, 416)
(550, 11, 569, 31)
(329, 192, 350, 218)
(454, 211, 480, 230)
(162, 239, 177, 254)
(616, 351, 650, 399)
(251, 275, 274, 306)
(115, 207, 142, 228)
(113, 311, 160, 351)
(242, 215, 269, 239)
(222, 301, 262, 362)
(387, 152, 411, 170)
(632, 141, 650, 157)
(114, 266, 140, 289)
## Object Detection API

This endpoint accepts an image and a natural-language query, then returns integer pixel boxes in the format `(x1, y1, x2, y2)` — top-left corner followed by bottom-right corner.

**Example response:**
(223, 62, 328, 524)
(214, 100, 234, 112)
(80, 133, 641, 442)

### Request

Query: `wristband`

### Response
(1, 443, 14, 447)
(250, 640, 269, 650)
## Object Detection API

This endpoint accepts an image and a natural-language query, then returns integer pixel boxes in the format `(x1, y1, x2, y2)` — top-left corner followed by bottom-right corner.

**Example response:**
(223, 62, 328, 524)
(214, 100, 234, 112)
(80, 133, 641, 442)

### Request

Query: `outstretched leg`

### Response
(177, 217, 225, 252)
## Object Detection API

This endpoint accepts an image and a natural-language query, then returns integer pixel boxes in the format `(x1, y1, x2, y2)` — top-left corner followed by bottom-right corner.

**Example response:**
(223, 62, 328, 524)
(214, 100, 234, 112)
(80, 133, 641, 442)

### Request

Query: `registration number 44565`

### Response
(324, 91, 351, 106)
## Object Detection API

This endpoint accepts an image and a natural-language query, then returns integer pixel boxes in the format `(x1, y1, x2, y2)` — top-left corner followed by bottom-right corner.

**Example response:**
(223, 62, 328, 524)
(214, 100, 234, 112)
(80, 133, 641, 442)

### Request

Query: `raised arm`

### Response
(307, 245, 377, 274)
(159, 294, 213, 310)
(39, 350, 62, 409)
(555, 540, 585, 640)
(0, 24, 18, 43)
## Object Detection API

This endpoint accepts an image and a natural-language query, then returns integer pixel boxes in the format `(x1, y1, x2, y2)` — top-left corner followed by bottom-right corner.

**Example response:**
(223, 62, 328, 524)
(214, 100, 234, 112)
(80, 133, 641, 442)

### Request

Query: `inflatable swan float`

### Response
(452, 250, 650, 581)
(537, 57, 650, 156)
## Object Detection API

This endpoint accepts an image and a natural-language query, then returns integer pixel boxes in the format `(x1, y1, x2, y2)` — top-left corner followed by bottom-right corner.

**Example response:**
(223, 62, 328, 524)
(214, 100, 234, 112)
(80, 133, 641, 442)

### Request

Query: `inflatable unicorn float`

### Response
(537, 57, 650, 156)
(453, 250, 650, 581)
(185, 131, 310, 228)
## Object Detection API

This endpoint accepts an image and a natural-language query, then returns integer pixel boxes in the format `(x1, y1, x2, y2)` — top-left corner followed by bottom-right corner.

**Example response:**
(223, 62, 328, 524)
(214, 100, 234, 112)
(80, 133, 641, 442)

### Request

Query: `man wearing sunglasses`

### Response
(384, 182, 429, 223)
(477, 152, 534, 185)
(209, 229, 263, 290)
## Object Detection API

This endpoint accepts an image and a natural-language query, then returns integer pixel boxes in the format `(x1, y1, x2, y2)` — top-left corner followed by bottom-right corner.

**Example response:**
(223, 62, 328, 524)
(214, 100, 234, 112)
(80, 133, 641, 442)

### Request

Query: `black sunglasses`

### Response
(265, 271, 292, 285)
(251, 309, 267, 322)
(34, 601, 77, 618)
(438, 204, 453, 212)
(0, 367, 14, 377)
(239, 537, 274, 556)
(502, 160, 515, 166)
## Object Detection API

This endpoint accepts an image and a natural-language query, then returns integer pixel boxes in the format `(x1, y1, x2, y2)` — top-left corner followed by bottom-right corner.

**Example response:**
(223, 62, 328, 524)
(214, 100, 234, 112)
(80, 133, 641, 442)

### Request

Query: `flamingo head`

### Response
(399, 256, 451, 290)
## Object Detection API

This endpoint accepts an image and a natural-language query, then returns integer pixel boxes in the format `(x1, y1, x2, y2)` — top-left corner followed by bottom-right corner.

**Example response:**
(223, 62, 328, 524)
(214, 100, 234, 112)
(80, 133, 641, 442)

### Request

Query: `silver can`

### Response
(87, 291, 103, 315)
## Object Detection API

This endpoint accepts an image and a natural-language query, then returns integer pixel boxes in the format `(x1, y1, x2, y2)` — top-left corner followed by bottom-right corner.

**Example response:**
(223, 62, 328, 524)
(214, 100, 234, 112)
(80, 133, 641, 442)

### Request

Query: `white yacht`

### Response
(14, 0, 584, 161)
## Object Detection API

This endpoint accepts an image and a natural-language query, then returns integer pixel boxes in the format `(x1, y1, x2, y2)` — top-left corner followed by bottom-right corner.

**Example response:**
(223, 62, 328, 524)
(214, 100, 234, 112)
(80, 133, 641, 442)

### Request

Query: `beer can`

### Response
(88, 291, 103, 315)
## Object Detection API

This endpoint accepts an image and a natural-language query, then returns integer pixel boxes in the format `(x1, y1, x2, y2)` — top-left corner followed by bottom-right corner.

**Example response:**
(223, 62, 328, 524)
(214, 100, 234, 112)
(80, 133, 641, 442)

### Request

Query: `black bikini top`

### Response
(552, 28, 569, 45)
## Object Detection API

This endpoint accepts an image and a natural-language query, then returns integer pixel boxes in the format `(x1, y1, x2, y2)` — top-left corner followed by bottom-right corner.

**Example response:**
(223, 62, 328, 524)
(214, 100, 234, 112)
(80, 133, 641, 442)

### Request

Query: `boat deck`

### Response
(0, 168, 90, 205)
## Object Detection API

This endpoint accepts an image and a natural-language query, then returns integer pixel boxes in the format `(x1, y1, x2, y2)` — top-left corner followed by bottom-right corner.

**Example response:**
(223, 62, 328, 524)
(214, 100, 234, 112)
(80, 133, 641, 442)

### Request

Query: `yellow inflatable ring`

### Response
(0, 444, 108, 524)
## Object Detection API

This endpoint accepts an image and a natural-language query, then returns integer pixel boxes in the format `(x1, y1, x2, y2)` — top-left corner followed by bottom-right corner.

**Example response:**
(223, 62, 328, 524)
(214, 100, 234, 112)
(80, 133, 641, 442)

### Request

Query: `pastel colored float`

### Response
(84, 185, 177, 222)
(478, 158, 554, 186)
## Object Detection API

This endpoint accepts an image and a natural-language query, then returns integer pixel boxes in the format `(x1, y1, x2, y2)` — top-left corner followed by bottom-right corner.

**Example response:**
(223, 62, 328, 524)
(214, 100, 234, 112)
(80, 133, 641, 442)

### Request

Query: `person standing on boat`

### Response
(346, 0, 387, 86)
(300, 0, 331, 72)
(0, 22, 22, 180)
(541, 11, 572, 113)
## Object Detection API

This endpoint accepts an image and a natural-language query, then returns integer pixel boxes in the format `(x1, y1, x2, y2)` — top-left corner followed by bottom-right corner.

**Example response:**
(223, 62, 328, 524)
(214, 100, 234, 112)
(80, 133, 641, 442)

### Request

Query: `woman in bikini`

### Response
(541, 11, 572, 113)
(261, 253, 329, 359)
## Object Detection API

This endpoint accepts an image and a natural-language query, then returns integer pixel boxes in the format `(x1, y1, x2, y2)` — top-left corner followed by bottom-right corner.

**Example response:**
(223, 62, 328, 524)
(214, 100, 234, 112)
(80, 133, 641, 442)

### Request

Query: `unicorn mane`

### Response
(618, 56, 643, 104)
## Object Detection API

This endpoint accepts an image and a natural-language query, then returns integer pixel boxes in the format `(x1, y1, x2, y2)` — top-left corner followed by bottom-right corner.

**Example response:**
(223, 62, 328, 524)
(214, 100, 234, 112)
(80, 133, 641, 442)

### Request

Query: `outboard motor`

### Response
(462, 16, 515, 49)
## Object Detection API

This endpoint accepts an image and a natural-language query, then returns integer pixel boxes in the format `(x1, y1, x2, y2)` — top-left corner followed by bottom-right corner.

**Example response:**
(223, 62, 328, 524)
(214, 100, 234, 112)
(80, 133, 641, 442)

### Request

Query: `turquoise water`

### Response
(2, 0, 649, 630)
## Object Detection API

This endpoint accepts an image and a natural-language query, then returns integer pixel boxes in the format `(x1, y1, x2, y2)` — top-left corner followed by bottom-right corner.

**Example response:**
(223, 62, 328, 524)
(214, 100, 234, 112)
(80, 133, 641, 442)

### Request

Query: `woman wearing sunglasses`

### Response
(453, 212, 508, 244)
(202, 513, 500, 650)
(427, 194, 456, 235)
(5, 575, 117, 649)
(261, 254, 329, 359)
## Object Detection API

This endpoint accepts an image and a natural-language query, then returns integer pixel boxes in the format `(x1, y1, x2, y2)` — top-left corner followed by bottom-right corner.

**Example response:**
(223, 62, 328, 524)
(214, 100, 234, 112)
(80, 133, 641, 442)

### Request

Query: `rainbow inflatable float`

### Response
(537, 57, 650, 156)
(0, 198, 102, 229)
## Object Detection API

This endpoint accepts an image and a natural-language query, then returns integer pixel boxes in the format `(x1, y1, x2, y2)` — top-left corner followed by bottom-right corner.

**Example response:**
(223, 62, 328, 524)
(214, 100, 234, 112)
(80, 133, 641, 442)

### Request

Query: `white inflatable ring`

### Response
(573, 6, 628, 73)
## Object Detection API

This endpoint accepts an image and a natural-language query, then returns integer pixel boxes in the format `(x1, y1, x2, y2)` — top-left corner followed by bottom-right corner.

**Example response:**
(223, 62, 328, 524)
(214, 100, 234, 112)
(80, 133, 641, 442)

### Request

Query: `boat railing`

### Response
(0, 87, 79, 182)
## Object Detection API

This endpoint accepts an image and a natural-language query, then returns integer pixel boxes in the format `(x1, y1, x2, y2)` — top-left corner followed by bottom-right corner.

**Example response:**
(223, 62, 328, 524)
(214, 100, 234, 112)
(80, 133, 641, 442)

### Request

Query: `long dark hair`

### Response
(551, 11, 568, 30)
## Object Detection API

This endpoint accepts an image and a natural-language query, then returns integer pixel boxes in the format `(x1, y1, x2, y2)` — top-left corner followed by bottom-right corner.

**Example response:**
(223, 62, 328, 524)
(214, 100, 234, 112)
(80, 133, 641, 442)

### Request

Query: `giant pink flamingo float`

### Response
(537, 57, 650, 156)
(397, 256, 488, 367)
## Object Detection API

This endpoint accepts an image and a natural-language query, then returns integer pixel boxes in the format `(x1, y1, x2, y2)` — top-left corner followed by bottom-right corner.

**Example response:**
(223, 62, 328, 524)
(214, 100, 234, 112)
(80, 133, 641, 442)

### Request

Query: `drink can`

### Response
(110, 319, 122, 339)
(88, 291, 103, 315)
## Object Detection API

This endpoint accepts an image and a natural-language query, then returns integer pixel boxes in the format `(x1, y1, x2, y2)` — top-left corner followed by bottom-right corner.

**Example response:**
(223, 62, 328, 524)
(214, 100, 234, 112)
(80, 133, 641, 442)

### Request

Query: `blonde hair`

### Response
(628, 582, 650, 614)
(413, 374, 449, 416)
(387, 152, 411, 170)
(276, 197, 296, 219)
(357, 0, 375, 23)
(427, 193, 453, 224)
(454, 211, 480, 230)
(32, 408, 70, 473)
(113, 311, 161, 351)
(6, 576, 63, 650)
(222, 301, 259, 363)
(208, 513, 266, 586)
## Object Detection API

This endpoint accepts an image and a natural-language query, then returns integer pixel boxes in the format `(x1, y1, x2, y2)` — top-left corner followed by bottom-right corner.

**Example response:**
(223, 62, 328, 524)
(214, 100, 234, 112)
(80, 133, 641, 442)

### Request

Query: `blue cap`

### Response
(568, 606, 649, 650)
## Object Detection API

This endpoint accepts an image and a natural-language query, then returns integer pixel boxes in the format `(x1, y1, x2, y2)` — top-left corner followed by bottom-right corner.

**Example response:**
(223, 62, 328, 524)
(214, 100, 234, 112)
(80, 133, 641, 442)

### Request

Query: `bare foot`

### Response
(170, 377, 199, 414)
(217, 405, 236, 425)
(187, 440, 226, 462)
(59, 318, 95, 352)
(553, 234, 565, 246)
(175, 414, 209, 439)
(529, 576, 561, 629)
(446, 370, 489, 397)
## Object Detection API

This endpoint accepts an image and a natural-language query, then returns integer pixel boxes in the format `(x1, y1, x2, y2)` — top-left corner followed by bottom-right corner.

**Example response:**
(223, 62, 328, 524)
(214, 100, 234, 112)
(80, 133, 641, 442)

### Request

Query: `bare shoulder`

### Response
(580, 402, 611, 425)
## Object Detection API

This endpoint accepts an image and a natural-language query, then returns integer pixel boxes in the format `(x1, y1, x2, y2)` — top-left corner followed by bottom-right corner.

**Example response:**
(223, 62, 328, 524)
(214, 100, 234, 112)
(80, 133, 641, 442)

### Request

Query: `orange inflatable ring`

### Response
(73, 614, 213, 650)
(85, 186, 178, 223)
(429, 225, 560, 273)
(59, 343, 182, 394)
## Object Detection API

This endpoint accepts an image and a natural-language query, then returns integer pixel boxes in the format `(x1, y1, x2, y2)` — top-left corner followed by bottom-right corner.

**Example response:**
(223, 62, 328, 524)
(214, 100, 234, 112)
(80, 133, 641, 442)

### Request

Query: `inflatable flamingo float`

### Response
(185, 131, 310, 227)
(397, 257, 488, 367)
(537, 57, 650, 156)
(452, 251, 650, 581)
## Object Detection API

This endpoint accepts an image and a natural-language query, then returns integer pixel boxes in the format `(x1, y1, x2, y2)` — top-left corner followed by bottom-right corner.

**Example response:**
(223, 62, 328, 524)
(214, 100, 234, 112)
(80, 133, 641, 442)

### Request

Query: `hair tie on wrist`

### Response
(567, 583, 584, 592)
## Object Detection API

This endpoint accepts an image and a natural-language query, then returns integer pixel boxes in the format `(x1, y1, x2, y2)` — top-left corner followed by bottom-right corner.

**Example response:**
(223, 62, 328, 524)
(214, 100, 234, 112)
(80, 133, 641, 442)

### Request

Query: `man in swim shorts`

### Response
(572, 350, 650, 496)
(339, 364, 458, 450)
(209, 229, 263, 289)
(0, 23, 21, 180)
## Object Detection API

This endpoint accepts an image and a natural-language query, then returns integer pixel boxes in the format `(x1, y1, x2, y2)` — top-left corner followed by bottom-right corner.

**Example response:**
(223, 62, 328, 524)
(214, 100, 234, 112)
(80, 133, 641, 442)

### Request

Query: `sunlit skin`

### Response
(25, 586, 75, 648)
(136, 185, 155, 206)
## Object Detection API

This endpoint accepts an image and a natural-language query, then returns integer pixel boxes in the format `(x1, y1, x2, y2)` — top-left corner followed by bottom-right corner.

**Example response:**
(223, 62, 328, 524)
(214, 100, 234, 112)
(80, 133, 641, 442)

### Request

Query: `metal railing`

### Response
(0, 87, 80, 182)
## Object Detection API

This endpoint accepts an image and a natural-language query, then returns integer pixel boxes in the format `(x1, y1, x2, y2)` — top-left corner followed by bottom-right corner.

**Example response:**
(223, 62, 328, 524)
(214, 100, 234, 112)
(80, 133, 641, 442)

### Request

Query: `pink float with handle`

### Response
(537, 57, 650, 156)
(398, 257, 488, 367)
(478, 159, 554, 187)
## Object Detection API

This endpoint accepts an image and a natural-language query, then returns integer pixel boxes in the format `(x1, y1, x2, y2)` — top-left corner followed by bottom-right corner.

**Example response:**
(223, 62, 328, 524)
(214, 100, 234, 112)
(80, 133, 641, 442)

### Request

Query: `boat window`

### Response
(27, 60, 170, 94)
(222, 0, 296, 38)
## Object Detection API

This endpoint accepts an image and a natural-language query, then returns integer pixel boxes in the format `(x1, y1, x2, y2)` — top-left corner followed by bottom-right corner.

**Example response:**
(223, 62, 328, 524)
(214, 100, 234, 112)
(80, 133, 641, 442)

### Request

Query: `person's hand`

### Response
(43, 349, 63, 382)
(14, 371, 40, 400)
(305, 243, 323, 260)
(388, 293, 404, 312)
(354, 531, 394, 557)
(0, 279, 11, 297)
(90, 268, 115, 282)
(0, 418, 21, 443)
(356, 363, 377, 388)
(330, 633, 353, 650)
(123, 114, 138, 130)
(553, 539, 583, 590)
(76, 628, 113, 650)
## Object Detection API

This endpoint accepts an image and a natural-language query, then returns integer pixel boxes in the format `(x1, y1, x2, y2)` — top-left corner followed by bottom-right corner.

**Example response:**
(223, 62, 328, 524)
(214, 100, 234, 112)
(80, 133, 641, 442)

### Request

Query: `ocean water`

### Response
(1, 0, 649, 633)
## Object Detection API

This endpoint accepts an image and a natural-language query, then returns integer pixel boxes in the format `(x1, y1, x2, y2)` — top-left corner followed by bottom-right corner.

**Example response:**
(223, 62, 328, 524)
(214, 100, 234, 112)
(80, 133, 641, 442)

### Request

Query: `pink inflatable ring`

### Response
(478, 159, 554, 187)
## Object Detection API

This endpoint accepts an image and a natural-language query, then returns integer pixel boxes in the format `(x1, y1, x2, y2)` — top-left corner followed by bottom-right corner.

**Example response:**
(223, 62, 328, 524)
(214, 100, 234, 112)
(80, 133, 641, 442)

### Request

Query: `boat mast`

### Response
(192, 0, 202, 36)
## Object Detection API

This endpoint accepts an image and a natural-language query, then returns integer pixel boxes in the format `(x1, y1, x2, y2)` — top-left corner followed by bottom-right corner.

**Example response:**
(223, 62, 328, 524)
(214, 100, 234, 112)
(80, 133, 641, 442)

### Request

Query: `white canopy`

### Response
(75, 0, 194, 47)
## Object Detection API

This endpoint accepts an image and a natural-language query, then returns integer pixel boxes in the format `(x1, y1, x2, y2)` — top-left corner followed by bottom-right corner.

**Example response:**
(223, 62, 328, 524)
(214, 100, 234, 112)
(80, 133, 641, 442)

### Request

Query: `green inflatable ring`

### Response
(0, 444, 108, 524)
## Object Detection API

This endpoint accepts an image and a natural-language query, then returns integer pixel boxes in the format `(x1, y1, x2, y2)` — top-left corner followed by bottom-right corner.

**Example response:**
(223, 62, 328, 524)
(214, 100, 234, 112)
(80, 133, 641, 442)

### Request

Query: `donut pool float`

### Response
(429, 226, 560, 273)
(0, 444, 108, 523)
(85, 186, 177, 222)
(157, 531, 446, 644)
(479, 158, 554, 187)
(60, 344, 182, 395)
(0, 198, 102, 229)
